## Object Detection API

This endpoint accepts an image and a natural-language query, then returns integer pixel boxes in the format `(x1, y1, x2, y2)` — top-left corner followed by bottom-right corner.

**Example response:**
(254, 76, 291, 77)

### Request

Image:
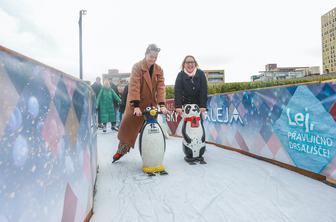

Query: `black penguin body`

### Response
(181, 104, 206, 162)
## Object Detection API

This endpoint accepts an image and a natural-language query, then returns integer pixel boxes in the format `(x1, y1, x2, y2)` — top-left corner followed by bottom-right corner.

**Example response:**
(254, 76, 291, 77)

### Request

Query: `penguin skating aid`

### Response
(181, 104, 206, 164)
(139, 106, 168, 175)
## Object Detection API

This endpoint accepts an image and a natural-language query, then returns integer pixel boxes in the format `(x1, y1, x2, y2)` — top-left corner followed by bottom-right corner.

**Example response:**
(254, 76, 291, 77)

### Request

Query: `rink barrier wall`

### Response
(0, 45, 98, 222)
(165, 81, 336, 184)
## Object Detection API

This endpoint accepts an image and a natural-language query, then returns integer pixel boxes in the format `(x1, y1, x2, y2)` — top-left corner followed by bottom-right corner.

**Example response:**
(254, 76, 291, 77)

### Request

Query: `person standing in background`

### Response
(118, 83, 128, 121)
(91, 77, 102, 128)
(108, 79, 120, 131)
(96, 79, 121, 132)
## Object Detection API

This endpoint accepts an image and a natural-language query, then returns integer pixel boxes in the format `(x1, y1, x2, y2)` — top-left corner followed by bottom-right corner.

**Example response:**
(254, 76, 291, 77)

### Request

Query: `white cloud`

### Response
(0, 8, 37, 51)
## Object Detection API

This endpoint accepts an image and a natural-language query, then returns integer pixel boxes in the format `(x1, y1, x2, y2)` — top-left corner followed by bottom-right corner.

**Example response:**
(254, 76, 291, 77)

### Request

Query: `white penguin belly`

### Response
(183, 123, 205, 154)
(140, 123, 165, 167)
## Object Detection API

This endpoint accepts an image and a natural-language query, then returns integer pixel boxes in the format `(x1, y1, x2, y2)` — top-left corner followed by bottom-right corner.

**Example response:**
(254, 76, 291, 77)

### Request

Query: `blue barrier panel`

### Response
(168, 82, 336, 182)
(0, 45, 97, 222)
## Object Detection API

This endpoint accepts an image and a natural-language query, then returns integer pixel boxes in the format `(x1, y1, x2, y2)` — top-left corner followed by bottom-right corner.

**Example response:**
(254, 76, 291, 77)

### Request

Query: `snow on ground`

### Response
(91, 130, 336, 222)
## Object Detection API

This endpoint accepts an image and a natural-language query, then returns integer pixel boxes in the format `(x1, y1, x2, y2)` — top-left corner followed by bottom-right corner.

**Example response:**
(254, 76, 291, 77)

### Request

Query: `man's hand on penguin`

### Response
(133, 107, 142, 116)
(160, 106, 169, 115)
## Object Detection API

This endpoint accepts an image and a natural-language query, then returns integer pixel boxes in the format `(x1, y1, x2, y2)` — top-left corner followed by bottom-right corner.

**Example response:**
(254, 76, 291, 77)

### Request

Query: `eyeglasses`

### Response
(185, 61, 195, 64)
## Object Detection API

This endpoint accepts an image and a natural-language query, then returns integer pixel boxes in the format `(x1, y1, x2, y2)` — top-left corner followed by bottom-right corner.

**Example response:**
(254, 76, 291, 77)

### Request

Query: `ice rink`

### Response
(91, 130, 336, 222)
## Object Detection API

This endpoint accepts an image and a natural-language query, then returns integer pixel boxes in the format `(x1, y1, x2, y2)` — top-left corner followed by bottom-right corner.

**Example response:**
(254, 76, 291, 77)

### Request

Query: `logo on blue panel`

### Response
(273, 86, 336, 173)
(204, 107, 244, 125)
(204, 96, 244, 126)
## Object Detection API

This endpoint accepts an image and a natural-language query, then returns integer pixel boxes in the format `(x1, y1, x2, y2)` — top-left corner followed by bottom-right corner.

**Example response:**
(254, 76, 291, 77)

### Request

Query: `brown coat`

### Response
(117, 59, 166, 147)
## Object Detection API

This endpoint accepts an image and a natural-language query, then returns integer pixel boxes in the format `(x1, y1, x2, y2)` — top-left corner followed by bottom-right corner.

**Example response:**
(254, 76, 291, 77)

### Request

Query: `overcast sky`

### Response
(0, 0, 335, 84)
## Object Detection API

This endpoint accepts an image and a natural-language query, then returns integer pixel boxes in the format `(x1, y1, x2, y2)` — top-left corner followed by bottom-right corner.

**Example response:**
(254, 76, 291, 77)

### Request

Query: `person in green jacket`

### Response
(96, 79, 121, 132)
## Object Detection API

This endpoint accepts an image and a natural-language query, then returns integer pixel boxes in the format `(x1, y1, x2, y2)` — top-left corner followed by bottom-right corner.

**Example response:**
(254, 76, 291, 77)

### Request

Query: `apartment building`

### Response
(251, 64, 320, 81)
(102, 69, 130, 86)
(322, 7, 336, 73)
(204, 69, 225, 83)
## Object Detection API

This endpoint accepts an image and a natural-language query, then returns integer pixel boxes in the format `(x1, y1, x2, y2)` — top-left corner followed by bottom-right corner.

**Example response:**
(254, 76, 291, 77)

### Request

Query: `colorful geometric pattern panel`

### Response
(166, 81, 336, 181)
(0, 45, 97, 222)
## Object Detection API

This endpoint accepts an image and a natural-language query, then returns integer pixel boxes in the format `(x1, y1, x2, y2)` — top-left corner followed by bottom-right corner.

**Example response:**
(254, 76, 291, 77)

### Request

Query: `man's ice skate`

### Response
(112, 143, 131, 163)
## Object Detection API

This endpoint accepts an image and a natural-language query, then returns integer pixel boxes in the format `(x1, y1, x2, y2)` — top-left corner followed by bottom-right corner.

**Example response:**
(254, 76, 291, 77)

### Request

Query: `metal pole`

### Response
(79, 10, 86, 80)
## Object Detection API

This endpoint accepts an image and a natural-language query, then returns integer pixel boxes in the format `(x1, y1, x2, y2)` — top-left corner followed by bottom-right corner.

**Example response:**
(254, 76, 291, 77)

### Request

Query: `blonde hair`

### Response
(181, 55, 199, 70)
(103, 79, 111, 88)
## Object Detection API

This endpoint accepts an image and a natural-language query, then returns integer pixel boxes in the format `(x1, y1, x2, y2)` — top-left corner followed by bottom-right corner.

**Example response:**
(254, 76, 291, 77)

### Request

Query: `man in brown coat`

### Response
(113, 44, 168, 163)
